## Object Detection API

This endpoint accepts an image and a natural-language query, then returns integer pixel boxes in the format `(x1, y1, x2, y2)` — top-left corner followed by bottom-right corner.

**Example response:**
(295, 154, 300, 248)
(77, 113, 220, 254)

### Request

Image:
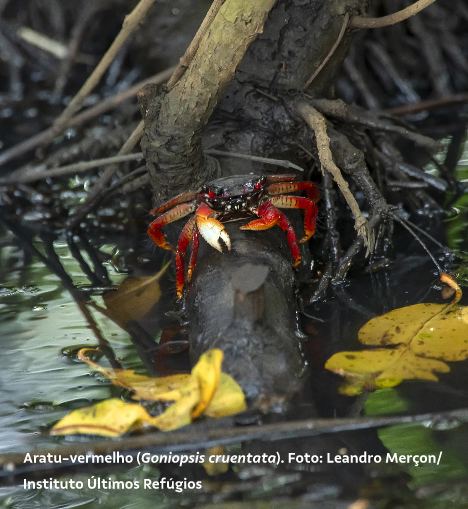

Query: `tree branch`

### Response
(349, 0, 436, 29)
(296, 100, 374, 255)
(166, 0, 226, 91)
(302, 12, 349, 90)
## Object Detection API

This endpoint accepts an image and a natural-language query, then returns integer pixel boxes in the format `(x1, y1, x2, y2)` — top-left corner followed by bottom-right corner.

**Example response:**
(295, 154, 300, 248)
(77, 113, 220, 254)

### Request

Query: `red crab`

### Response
(148, 174, 319, 299)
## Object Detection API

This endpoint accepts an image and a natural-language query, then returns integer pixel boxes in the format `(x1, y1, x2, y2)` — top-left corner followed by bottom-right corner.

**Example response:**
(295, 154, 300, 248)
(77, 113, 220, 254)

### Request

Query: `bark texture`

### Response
(141, 0, 277, 202)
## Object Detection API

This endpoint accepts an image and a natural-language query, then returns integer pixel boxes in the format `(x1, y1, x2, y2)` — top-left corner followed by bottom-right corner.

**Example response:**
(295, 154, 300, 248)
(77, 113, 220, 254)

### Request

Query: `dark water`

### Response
(1, 138, 468, 508)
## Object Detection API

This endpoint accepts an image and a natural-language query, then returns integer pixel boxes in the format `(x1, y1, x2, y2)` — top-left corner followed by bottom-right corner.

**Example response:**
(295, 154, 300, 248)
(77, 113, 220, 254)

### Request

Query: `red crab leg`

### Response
(268, 182, 320, 203)
(187, 226, 200, 283)
(196, 204, 231, 253)
(269, 195, 318, 243)
(240, 201, 301, 267)
(175, 216, 197, 299)
(150, 191, 198, 215)
(147, 201, 196, 251)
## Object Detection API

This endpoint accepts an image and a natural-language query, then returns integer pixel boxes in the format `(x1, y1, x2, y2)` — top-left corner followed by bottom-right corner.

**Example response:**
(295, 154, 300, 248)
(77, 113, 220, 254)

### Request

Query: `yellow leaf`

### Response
(55, 349, 246, 436)
(205, 373, 247, 418)
(191, 349, 223, 418)
(102, 261, 170, 323)
(203, 446, 229, 476)
(461, 306, 468, 324)
(152, 376, 201, 431)
(51, 399, 157, 437)
(78, 348, 189, 401)
(325, 277, 468, 394)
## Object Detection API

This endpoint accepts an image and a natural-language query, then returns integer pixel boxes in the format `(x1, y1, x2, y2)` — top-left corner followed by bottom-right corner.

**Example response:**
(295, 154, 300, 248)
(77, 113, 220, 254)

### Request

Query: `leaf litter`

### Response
(325, 273, 468, 395)
(51, 349, 246, 436)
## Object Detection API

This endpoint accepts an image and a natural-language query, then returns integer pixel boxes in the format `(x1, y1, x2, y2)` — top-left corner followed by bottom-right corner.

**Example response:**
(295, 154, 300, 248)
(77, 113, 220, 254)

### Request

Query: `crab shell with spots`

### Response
(147, 174, 320, 299)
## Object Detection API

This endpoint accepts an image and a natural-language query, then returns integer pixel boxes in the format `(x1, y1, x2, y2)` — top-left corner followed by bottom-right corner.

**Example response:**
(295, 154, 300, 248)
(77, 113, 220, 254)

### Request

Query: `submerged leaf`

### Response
(326, 275, 468, 394)
(203, 446, 229, 476)
(102, 261, 170, 323)
(53, 349, 246, 436)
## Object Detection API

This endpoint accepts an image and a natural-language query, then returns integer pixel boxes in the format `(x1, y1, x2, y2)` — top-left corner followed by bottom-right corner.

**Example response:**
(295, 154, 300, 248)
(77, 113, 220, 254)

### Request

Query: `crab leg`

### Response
(269, 195, 318, 243)
(240, 201, 301, 267)
(268, 182, 320, 203)
(150, 191, 198, 215)
(196, 204, 231, 253)
(187, 226, 200, 283)
(174, 216, 197, 298)
(147, 201, 196, 251)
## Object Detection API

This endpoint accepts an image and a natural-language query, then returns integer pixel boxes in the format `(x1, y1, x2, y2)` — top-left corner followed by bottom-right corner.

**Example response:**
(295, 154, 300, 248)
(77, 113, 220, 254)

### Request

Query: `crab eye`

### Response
(208, 190, 216, 199)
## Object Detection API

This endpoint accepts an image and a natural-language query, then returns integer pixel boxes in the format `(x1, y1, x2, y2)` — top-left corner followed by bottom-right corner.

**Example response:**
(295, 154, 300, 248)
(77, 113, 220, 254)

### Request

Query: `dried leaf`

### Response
(78, 348, 188, 401)
(103, 261, 170, 323)
(203, 446, 229, 476)
(326, 281, 468, 395)
(53, 349, 246, 436)
(152, 376, 201, 431)
(51, 399, 157, 437)
(191, 349, 222, 418)
(204, 373, 247, 418)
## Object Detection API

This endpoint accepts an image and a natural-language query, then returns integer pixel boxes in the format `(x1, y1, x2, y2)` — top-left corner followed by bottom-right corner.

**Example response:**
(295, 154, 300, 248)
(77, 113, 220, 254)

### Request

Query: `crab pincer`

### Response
(195, 204, 231, 253)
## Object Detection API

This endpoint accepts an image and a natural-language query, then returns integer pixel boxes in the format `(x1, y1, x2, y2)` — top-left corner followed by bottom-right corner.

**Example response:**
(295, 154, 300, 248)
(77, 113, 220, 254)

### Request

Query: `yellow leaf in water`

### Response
(461, 306, 468, 324)
(55, 349, 247, 436)
(326, 297, 468, 395)
(152, 376, 201, 431)
(203, 446, 229, 476)
(103, 261, 170, 323)
(51, 399, 157, 437)
(78, 348, 189, 401)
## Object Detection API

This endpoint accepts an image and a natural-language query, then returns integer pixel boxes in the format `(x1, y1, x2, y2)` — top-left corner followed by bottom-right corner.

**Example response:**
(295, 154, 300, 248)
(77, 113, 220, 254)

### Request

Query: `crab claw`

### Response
(197, 216, 231, 253)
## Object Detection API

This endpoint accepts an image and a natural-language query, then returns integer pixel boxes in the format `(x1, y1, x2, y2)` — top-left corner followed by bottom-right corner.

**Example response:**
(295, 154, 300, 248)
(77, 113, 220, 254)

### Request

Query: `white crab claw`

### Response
(197, 217, 231, 253)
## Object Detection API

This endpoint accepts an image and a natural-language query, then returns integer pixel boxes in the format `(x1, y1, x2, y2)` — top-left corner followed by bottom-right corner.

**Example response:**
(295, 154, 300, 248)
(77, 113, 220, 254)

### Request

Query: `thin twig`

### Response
(4, 153, 144, 184)
(0, 63, 173, 168)
(394, 212, 449, 251)
(166, 0, 225, 91)
(51, 0, 157, 134)
(302, 12, 349, 91)
(349, 0, 437, 29)
(307, 98, 443, 153)
(1, 406, 467, 481)
(67, 121, 145, 229)
(54, 0, 105, 94)
(383, 93, 468, 117)
(205, 149, 304, 172)
(296, 100, 373, 255)
(391, 212, 442, 273)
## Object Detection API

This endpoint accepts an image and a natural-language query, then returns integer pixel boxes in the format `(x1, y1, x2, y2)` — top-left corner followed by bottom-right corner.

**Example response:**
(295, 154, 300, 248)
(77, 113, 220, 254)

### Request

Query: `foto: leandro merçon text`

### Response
(24, 450, 442, 468)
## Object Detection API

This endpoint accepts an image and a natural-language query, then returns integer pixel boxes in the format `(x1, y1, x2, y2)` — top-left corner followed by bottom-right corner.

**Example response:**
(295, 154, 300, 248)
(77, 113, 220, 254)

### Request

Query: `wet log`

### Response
(142, 0, 367, 406)
(185, 223, 306, 407)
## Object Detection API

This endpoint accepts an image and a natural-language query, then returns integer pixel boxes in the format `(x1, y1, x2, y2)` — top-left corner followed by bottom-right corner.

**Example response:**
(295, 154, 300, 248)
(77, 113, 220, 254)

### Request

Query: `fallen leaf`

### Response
(191, 349, 222, 418)
(51, 399, 157, 437)
(204, 373, 247, 418)
(203, 446, 229, 476)
(152, 375, 201, 431)
(52, 349, 246, 436)
(461, 306, 468, 324)
(326, 274, 468, 395)
(78, 348, 188, 402)
(102, 261, 170, 323)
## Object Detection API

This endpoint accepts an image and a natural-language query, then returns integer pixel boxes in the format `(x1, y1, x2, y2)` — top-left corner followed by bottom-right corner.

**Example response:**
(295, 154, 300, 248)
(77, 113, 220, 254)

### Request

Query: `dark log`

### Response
(141, 0, 369, 406)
